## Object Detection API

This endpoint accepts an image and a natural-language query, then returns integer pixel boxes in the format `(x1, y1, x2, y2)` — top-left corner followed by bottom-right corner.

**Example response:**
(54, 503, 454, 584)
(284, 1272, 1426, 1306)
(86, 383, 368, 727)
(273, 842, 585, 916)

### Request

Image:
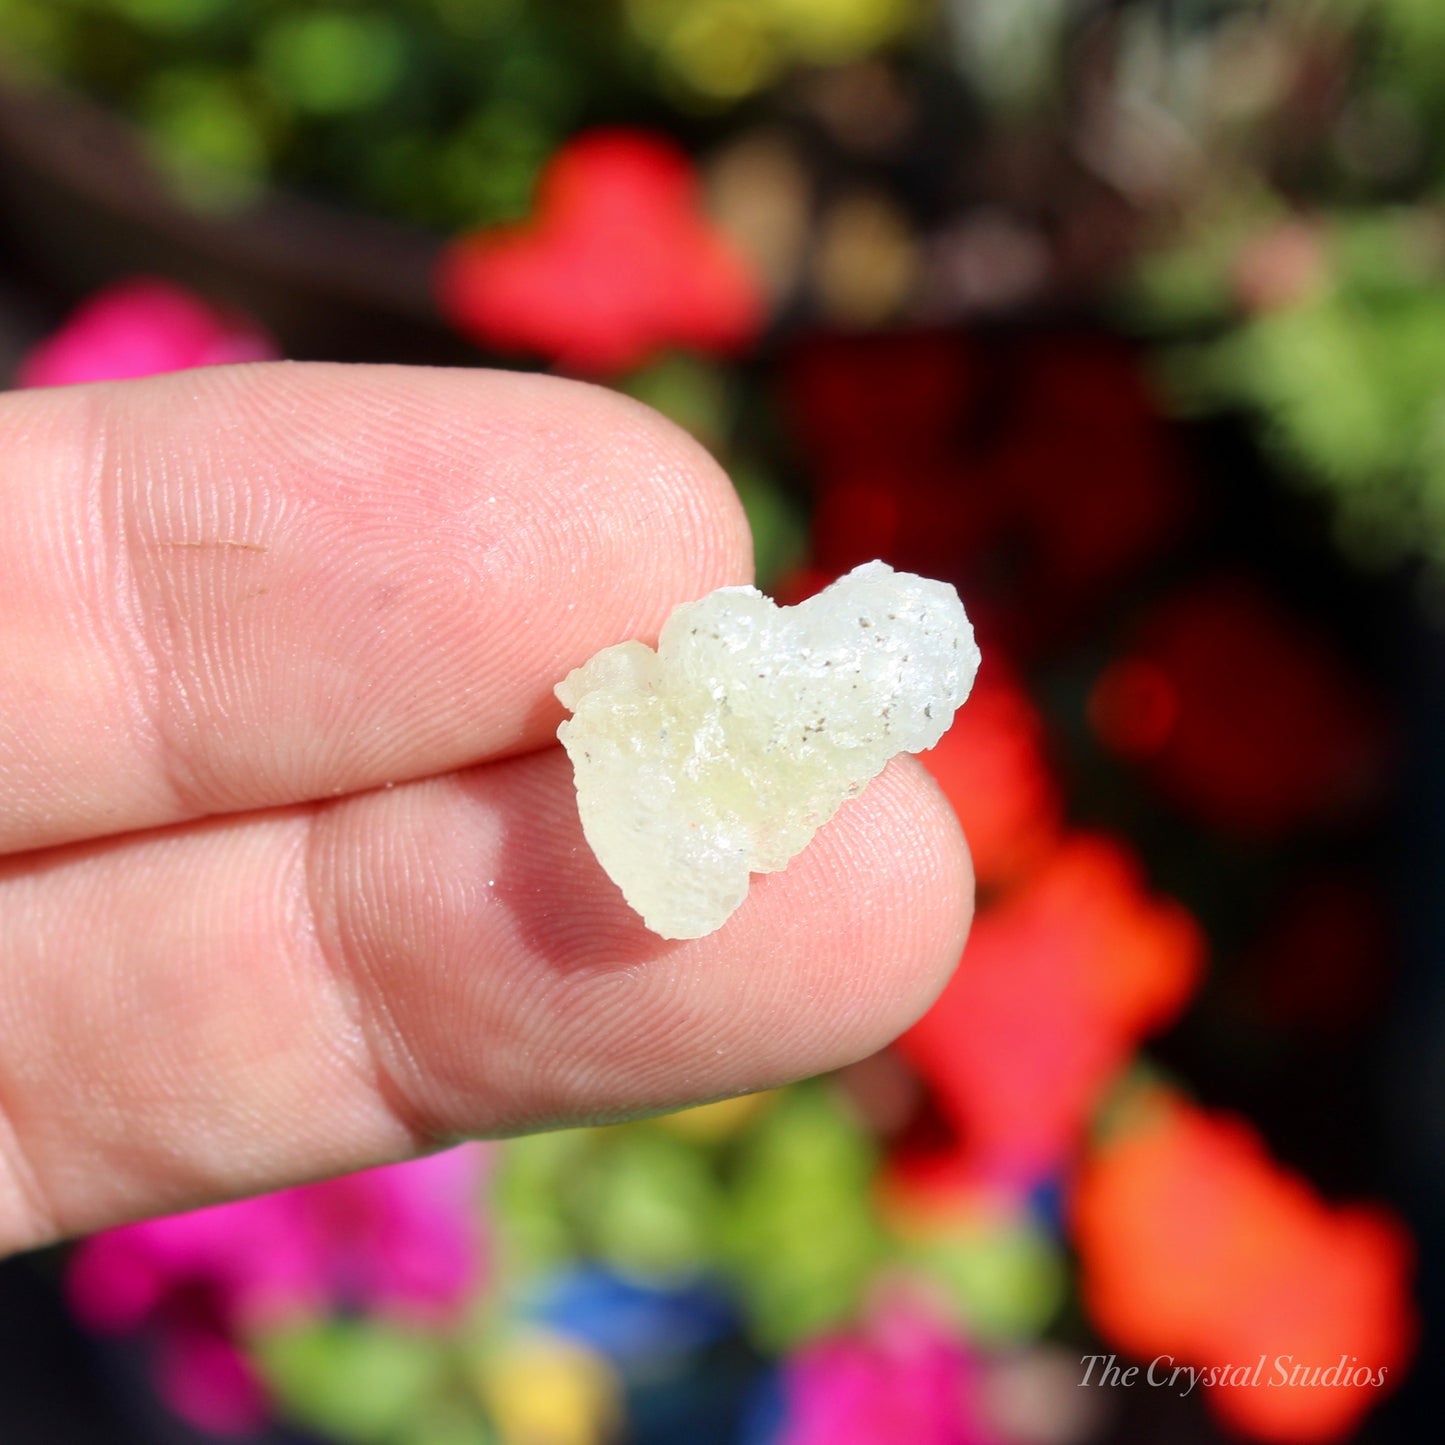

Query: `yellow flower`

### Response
(474, 1330, 621, 1445)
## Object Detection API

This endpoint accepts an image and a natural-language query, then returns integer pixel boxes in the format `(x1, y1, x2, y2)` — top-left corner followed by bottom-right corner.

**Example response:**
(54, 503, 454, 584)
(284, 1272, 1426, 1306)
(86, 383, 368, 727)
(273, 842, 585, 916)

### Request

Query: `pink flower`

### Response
(67, 1146, 489, 1435)
(436, 128, 763, 375)
(16, 278, 278, 388)
(776, 1298, 998, 1445)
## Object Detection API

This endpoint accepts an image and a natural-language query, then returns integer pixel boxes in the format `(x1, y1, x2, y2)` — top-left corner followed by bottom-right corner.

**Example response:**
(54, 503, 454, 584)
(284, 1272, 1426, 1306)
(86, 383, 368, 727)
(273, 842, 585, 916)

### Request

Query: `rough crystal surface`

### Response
(556, 560, 981, 939)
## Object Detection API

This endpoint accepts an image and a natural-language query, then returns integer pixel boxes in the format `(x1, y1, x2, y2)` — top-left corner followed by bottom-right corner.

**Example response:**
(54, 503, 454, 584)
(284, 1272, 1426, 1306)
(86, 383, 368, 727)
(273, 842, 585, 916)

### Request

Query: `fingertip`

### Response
(0, 361, 762, 851)
(533, 751, 977, 1113)
(313, 745, 973, 1138)
(746, 754, 974, 1072)
(540, 374, 756, 594)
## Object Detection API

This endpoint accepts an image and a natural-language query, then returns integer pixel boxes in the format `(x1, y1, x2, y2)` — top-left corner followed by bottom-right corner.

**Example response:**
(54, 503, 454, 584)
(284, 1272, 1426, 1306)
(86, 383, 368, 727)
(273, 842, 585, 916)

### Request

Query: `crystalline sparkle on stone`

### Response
(555, 560, 981, 940)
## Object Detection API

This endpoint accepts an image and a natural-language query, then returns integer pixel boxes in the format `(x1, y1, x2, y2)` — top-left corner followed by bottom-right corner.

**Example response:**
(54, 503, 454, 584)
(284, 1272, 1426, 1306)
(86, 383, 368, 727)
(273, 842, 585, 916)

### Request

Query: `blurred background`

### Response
(0, 1, 1439, 1441)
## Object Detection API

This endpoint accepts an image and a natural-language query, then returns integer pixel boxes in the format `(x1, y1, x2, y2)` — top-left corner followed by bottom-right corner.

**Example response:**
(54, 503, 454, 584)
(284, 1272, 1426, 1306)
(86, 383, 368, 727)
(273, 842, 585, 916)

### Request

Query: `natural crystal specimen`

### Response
(556, 561, 981, 939)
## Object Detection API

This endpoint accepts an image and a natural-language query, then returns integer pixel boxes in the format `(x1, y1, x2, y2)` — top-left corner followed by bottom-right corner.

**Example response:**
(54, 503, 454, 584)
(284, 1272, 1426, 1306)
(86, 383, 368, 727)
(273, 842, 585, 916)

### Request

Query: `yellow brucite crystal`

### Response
(556, 560, 980, 939)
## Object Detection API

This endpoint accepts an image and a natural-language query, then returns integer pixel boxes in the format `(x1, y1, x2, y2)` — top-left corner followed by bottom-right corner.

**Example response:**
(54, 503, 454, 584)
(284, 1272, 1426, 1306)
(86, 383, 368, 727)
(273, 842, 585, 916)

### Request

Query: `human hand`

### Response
(0, 363, 972, 1251)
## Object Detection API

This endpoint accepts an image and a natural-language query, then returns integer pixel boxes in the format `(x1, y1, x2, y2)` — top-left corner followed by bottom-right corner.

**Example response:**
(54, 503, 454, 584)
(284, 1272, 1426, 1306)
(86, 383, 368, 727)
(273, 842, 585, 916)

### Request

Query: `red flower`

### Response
(782, 332, 1192, 647)
(915, 656, 1061, 890)
(784, 332, 979, 475)
(987, 337, 1193, 628)
(893, 836, 1202, 1196)
(783, 332, 999, 585)
(1244, 872, 1392, 1033)
(1073, 1091, 1415, 1442)
(1089, 578, 1390, 836)
(437, 129, 763, 375)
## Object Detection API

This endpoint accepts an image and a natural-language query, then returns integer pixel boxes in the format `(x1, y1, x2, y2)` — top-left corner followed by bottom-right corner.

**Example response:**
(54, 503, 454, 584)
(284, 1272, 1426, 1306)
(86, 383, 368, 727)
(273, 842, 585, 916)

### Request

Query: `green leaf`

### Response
(897, 1208, 1065, 1345)
(732, 462, 808, 594)
(718, 1081, 886, 1349)
(255, 1319, 452, 1445)
(258, 11, 407, 117)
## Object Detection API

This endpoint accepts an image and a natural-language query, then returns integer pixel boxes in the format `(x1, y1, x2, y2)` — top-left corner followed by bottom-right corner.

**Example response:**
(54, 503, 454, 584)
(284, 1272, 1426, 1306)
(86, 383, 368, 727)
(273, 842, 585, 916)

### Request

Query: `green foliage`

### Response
(0, 0, 609, 227)
(256, 1320, 482, 1445)
(1123, 0, 1445, 587)
(732, 460, 809, 594)
(715, 1083, 889, 1349)
(110, 0, 228, 32)
(1140, 209, 1445, 576)
(139, 64, 270, 208)
(622, 354, 732, 446)
(492, 1118, 724, 1282)
(491, 1083, 892, 1352)
(897, 1208, 1065, 1344)
(624, 0, 924, 103)
(621, 355, 809, 592)
(488, 1126, 593, 1281)
(573, 1128, 724, 1277)
(257, 10, 407, 116)
(0, 0, 930, 222)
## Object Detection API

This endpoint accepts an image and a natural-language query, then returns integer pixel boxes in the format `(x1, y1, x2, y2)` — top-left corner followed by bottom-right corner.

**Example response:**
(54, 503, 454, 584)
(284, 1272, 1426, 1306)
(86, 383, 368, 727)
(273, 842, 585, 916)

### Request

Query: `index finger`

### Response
(0, 363, 751, 854)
